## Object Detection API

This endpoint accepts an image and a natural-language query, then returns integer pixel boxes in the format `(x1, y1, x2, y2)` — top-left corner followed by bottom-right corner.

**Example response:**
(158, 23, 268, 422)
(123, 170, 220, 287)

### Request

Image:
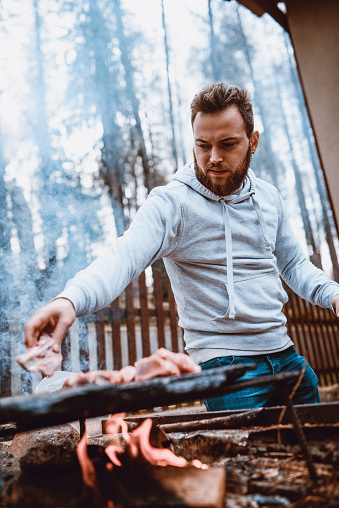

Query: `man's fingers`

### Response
(51, 320, 72, 350)
(332, 294, 339, 318)
(24, 314, 51, 348)
(24, 298, 76, 349)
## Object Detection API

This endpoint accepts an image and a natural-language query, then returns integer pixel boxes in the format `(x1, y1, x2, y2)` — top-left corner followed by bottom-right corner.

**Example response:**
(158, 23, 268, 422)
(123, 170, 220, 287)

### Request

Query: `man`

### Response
(25, 83, 339, 410)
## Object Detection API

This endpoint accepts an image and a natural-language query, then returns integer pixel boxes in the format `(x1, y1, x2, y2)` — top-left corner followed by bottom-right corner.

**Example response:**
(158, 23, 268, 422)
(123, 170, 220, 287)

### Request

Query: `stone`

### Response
(9, 423, 80, 470)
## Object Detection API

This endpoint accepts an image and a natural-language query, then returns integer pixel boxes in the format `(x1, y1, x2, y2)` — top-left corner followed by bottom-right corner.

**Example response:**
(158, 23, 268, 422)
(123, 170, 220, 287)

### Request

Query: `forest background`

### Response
(0, 0, 338, 394)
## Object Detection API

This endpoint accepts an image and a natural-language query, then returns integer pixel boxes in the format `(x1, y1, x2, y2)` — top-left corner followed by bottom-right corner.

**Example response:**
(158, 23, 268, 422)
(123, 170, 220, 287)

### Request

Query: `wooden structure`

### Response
(230, 0, 339, 234)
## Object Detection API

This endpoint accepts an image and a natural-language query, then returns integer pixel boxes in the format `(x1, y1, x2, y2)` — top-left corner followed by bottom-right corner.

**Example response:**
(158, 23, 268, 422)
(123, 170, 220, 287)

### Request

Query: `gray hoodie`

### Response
(58, 163, 339, 363)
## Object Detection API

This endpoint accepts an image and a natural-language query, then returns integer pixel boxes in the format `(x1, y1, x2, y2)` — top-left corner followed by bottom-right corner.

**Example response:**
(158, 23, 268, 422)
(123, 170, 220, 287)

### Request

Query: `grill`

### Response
(1, 366, 338, 507)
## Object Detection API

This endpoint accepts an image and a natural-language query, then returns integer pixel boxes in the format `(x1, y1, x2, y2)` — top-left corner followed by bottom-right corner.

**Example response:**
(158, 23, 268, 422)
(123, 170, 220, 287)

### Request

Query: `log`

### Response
(0, 364, 257, 432)
(88, 443, 226, 508)
(126, 401, 339, 428)
(160, 408, 263, 433)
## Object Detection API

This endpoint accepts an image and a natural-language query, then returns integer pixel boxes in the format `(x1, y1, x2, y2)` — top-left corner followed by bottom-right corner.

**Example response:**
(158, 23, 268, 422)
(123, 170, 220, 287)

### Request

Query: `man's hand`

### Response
(24, 298, 76, 352)
(332, 294, 339, 318)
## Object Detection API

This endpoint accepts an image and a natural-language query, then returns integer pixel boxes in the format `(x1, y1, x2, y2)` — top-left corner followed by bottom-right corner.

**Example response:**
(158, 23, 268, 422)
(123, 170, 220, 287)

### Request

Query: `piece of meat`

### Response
(62, 348, 200, 388)
(62, 365, 137, 389)
(15, 334, 63, 377)
(135, 348, 201, 381)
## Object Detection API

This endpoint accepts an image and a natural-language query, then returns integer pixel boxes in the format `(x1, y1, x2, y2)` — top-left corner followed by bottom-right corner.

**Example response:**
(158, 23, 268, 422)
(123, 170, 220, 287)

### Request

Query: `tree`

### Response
(0, 123, 13, 397)
(161, 0, 178, 171)
(113, 0, 154, 193)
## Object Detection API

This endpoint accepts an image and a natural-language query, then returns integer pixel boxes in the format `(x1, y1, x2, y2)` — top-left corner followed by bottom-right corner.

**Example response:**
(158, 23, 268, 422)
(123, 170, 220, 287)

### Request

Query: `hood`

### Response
(172, 161, 256, 203)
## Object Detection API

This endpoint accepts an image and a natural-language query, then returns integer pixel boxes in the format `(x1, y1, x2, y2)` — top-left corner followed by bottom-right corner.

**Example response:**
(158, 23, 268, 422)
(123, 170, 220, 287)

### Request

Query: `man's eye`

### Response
(222, 143, 234, 147)
(197, 144, 209, 149)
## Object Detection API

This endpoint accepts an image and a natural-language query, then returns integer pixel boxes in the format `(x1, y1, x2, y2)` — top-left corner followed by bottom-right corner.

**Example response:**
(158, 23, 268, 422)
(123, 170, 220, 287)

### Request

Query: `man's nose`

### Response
(210, 147, 223, 163)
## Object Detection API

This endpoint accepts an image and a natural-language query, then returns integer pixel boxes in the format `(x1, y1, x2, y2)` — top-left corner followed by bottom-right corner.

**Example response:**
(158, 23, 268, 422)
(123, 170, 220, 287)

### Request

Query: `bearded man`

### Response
(24, 82, 339, 410)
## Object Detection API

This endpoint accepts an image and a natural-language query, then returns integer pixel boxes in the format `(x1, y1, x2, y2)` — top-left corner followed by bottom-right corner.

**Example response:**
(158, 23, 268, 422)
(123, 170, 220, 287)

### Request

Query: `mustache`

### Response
(206, 163, 230, 171)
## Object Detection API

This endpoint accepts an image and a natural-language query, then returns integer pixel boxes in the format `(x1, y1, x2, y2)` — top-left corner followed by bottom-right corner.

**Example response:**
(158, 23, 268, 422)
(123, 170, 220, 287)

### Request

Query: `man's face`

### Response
(193, 105, 259, 196)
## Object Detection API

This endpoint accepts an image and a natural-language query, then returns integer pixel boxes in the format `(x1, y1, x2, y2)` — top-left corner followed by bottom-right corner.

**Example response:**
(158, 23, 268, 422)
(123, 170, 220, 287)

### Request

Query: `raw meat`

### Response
(62, 366, 137, 388)
(15, 334, 63, 377)
(61, 349, 200, 388)
(135, 348, 201, 381)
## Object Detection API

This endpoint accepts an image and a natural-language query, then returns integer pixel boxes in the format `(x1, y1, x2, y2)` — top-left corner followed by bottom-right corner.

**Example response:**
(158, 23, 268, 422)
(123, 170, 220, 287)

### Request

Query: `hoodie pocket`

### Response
(212, 269, 288, 323)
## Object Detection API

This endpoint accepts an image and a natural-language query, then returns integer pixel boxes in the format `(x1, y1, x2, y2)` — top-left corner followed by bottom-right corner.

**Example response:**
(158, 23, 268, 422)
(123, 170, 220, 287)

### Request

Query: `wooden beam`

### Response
(228, 0, 289, 32)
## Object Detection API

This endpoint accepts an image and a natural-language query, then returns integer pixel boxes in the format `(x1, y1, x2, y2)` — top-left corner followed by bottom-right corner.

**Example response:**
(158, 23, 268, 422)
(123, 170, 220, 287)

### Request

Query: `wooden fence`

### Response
(1, 266, 339, 397)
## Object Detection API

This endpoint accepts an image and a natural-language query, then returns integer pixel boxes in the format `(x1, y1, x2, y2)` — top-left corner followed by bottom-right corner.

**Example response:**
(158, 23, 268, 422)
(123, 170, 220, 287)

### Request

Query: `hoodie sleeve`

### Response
(274, 190, 339, 311)
(57, 187, 184, 316)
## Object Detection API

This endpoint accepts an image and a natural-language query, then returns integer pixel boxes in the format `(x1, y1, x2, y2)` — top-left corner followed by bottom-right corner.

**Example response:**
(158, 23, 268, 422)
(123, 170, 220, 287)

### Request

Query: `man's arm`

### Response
(274, 191, 339, 311)
(24, 187, 183, 349)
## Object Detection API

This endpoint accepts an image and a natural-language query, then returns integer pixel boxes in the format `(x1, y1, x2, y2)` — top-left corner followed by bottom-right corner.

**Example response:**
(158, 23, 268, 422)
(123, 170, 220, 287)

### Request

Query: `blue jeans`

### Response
(200, 346, 321, 411)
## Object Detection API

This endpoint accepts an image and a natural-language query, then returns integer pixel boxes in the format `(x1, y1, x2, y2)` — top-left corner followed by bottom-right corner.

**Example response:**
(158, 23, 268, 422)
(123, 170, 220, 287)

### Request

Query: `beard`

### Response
(194, 144, 252, 197)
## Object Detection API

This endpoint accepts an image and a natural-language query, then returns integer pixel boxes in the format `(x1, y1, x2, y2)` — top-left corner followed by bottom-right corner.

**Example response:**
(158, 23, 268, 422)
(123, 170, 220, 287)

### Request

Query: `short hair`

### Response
(191, 82, 254, 138)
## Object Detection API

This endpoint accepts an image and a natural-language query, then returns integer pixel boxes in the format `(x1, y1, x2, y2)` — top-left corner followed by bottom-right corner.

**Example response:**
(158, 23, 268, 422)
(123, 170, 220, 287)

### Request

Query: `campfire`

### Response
(1, 349, 339, 507)
(75, 412, 221, 508)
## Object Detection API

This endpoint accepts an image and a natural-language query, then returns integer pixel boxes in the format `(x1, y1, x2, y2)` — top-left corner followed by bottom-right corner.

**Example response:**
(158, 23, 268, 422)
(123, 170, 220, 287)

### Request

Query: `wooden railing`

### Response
(1, 267, 339, 397)
(283, 286, 339, 386)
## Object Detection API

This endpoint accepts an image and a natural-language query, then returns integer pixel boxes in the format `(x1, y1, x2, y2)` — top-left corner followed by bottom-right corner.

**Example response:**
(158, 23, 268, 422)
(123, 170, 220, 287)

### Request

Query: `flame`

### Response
(77, 413, 208, 494)
(77, 429, 99, 495)
(127, 418, 188, 467)
(104, 413, 129, 467)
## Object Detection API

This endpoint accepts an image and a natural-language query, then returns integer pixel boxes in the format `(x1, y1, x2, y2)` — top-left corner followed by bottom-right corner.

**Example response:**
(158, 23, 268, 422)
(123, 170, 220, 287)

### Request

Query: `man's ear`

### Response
(250, 130, 260, 154)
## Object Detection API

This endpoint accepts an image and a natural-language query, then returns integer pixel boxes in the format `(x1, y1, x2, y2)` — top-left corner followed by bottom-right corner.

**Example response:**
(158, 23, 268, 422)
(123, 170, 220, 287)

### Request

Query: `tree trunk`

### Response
(161, 0, 178, 171)
(32, 0, 60, 281)
(0, 129, 12, 398)
(235, 5, 280, 188)
(208, 0, 219, 81)
(113, 0, 154, 192)
(275, 77, 322, 268)
(88, 0, 127, 236)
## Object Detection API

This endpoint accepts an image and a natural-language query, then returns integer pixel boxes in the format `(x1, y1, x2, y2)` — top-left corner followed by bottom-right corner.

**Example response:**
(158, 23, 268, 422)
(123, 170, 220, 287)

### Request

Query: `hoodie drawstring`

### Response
(221, 201, 236, 319)
(220, 193, 271, 320)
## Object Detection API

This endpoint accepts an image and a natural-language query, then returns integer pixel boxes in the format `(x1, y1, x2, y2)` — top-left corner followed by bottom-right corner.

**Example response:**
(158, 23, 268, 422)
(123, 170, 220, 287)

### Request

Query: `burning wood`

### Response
(2, 403, 339, 507)
(0, 363, 257, 432)
(77, 412, 225, 508)
(15, 334, 62, 377)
